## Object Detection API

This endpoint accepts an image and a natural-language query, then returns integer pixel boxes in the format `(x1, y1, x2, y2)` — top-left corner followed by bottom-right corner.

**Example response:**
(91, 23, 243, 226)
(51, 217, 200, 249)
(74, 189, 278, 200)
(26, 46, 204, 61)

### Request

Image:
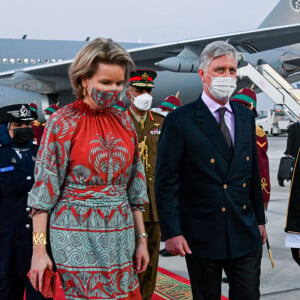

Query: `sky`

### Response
(1, 0, 279, 43)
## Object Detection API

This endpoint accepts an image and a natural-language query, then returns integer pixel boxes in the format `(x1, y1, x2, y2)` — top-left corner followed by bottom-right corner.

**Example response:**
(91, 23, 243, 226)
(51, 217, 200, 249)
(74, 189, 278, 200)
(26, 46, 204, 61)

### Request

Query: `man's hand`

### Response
(165, 235, 192, 257)
(259, 225, 267, 244)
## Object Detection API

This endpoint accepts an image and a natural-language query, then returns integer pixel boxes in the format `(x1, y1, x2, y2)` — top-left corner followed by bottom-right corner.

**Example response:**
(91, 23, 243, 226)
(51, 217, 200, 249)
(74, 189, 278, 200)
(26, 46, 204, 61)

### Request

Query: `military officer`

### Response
(0, 104, 50, 300)
(125, 69, 164, 300)
(231, 88, 271, 210)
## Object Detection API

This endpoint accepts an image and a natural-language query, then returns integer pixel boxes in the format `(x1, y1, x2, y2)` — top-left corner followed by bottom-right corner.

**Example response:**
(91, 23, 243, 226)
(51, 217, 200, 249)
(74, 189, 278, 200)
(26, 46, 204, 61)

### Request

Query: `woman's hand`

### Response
(29, 246, 53, 292)
(134, 238, 149, 273)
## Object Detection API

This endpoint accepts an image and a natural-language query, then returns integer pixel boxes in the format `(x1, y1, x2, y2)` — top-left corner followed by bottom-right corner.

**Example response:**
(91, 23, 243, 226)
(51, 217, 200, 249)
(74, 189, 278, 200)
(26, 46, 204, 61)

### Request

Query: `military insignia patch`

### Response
(19, 105, 29, 117)
(142, 72, 149, 80)
(153, 123, 160, 127)
(150, 128, 161, 135)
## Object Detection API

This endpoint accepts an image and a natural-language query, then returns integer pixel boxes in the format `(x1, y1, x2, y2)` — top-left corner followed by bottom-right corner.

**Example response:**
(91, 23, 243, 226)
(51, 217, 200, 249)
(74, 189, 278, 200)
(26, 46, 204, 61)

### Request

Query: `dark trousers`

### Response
(0, 274, 50, 300)
(185, 249, 262, 300)
(138, 221, 160, 300)
(291, 248, 300, 266)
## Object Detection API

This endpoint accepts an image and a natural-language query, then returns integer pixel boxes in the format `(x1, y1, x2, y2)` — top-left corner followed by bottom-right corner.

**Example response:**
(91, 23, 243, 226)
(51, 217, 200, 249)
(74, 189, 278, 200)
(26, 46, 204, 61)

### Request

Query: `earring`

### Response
(83, 86, 87, 97)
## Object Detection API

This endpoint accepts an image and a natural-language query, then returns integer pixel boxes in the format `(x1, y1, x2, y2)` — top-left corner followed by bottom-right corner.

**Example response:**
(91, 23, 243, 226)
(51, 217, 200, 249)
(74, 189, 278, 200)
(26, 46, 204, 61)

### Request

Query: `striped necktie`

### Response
(218, 107, 232, 148)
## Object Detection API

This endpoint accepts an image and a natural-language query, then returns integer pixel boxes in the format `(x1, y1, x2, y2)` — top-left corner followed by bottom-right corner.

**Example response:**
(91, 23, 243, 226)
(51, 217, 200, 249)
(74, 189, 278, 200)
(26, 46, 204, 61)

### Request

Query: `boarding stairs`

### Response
(237, 61, 300, 122)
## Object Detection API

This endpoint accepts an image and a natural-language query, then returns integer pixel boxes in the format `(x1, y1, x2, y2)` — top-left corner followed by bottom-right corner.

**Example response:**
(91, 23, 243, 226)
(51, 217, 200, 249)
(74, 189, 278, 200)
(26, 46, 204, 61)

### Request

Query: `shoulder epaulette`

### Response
(256, 125, 266, 138)
(149, 110, 165, 121)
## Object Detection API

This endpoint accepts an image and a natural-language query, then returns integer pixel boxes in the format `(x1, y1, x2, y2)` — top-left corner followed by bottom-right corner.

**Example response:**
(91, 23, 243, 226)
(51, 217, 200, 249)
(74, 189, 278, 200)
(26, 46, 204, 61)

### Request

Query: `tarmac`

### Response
(158, 136, 300, 299)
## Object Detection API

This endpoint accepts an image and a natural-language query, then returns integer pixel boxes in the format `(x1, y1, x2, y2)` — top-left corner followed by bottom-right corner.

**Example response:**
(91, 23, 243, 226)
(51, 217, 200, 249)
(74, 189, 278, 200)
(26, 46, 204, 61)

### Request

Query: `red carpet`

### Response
(26, 267, 228, 299)
(153, 267, 228, 300)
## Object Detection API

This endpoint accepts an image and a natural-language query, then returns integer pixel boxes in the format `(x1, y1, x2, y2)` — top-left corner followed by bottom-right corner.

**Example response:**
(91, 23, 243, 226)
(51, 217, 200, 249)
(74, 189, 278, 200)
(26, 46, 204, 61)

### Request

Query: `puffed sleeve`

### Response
(28, 111, 77, 214)
(126, 131, 149, 211)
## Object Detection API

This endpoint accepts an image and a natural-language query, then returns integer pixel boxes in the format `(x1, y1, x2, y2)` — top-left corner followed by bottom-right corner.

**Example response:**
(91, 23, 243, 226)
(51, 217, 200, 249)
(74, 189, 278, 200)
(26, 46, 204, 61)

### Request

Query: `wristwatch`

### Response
(136, 232, 148, 239)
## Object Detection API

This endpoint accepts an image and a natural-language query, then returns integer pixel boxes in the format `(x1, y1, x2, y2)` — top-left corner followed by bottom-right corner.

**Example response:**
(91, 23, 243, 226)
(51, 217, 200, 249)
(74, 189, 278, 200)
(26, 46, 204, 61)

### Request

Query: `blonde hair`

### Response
(69, 38, 135, 98)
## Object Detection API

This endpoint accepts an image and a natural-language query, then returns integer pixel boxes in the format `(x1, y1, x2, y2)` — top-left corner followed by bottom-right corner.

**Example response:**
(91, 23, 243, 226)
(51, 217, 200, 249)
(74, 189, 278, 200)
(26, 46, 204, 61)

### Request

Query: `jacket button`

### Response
(25, 224, 31, 229)
(149, 177, 152, 182)
(221, 207, 226, 212)
(242, 205, 247, 210)
(210, 158, 215, 164)
(223, 184, 228, 189)
(242, 183, 247, 188)
(246, 156, 250, 161)
(26, 207, 31, 212)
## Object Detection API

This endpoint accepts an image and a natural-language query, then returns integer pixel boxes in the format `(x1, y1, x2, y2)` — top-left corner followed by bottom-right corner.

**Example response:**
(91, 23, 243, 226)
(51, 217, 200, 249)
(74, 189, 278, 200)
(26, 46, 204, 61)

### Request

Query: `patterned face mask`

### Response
(90, 87, 121, 108)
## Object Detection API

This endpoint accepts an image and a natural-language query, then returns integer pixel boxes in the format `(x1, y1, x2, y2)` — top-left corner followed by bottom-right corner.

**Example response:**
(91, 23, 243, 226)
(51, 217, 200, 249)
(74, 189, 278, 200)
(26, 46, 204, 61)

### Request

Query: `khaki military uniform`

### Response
(128, 108, 164, 300)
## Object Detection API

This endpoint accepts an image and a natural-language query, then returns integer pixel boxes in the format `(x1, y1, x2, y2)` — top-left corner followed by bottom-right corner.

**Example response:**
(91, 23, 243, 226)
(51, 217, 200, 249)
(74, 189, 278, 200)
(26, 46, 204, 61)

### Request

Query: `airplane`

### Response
(0, 0, 299, 115)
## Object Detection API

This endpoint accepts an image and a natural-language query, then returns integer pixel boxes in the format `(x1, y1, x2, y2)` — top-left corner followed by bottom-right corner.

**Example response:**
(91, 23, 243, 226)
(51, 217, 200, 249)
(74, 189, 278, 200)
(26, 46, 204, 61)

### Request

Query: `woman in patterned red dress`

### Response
(28, 38, 149, 299)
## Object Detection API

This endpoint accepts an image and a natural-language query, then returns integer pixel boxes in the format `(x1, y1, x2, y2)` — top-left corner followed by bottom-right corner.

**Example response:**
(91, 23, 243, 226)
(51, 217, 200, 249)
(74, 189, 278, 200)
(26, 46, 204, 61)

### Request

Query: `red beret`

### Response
(159, 95, 182, 111)
(44, 104, 59, 114)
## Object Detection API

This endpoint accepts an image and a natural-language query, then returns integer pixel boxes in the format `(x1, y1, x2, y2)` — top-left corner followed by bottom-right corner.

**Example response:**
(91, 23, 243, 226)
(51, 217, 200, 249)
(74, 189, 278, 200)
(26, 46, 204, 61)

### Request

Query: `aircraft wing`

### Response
(0, 59, 74, 78)
(129, 24, 300, 69)
(0, 24, 300, 81)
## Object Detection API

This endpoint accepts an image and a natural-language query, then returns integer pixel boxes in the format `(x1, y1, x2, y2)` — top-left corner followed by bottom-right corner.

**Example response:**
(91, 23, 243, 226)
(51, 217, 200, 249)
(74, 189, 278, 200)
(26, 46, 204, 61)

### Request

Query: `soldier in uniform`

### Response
(231, 88, 271, 210)
(113, 99, 126, 111)
(0, 104, 50, 299)
(44, 104, 59, 121)
(29, 103, 42, 145)
(125, 69, 164, 300)
(29, 103, 59, 146)
(151, 93, 182, 117)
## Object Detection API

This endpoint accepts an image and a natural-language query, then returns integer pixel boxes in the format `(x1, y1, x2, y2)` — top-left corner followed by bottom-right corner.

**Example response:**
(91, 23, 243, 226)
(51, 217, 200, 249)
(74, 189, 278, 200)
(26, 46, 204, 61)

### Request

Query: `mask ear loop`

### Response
(86, 80, 94, 97)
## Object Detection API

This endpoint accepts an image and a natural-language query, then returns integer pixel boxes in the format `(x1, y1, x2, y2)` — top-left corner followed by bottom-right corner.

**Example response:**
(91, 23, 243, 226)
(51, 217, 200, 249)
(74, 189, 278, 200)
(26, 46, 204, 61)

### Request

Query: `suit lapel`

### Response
(193, 98, 232, 161)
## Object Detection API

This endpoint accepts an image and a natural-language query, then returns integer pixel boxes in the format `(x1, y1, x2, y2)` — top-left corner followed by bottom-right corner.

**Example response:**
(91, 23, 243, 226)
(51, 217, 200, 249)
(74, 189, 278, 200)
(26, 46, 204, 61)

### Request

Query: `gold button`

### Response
(223, 184, 228, 189)
(246, 156, 250, 161)
(242, 205, 247, 210)
(242, 183, 247, 188)
(149, 178, 152, 181)
(210, 158, 215, 164)
(221, 207, 226, 212)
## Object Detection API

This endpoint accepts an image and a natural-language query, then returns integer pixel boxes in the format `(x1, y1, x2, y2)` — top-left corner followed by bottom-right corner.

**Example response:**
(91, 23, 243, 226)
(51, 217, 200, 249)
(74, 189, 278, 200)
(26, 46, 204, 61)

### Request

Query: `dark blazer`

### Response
(285, 148, 300, 233)
(155, 97, 265, 259)
(285, 122, 300, 158)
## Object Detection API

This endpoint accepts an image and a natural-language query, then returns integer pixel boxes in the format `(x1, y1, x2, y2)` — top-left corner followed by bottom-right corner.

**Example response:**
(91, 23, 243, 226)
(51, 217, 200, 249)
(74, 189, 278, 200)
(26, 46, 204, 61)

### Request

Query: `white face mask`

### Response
(132, 93, 153, 111)
(207, 76, 237, 101)
(45, 115, 50, 121)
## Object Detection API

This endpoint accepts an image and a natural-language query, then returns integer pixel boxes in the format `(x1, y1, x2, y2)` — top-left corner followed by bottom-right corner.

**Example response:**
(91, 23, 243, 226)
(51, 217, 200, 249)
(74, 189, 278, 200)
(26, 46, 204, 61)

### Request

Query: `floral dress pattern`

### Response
(28, 100, 148, 299)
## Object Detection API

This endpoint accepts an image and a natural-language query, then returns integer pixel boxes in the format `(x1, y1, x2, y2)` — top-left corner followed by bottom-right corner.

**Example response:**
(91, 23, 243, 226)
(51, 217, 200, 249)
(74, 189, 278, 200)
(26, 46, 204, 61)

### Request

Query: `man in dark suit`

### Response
(155, 41, 266, 300)
(284, 115, 300, 158)
(285, 147, 300, 266)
